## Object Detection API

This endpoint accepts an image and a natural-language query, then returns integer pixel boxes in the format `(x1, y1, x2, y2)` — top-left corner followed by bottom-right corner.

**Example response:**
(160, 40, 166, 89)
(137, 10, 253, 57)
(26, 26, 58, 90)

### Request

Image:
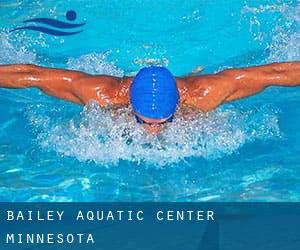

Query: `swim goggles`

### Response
(135, 115, 174, 125)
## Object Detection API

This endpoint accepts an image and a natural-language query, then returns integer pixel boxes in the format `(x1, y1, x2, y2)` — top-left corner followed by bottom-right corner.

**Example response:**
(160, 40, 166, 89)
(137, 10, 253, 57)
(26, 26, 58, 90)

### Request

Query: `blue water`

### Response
(0, 0, 299, 201)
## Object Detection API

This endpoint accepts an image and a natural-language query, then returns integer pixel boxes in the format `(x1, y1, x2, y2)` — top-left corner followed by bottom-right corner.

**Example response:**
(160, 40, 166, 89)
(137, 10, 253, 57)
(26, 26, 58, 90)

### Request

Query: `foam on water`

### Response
(0, 31, 36, 64)
(242, 2, 300, 62)
(67, 51, 124, 77)
(26, 101, 281, 166)
(268, 4, 300, 62)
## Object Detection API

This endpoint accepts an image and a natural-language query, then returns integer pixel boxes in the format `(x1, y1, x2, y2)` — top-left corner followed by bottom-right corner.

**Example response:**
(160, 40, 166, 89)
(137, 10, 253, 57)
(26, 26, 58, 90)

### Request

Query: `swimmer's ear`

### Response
(190, 65, 205, 76)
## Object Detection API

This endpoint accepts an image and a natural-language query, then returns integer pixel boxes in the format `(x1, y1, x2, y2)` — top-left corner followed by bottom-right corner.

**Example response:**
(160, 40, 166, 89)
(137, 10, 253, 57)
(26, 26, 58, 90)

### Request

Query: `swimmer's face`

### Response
(135, 114, 171, 135)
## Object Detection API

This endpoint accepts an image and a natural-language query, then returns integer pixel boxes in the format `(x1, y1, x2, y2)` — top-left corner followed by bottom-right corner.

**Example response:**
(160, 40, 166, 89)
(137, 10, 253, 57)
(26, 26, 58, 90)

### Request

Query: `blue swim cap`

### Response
(130, 66, 179, 120)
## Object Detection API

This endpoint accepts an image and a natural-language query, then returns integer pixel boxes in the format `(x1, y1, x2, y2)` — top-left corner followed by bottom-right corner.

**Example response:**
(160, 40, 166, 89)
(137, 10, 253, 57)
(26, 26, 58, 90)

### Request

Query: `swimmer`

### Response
(0, 62, 300, 134)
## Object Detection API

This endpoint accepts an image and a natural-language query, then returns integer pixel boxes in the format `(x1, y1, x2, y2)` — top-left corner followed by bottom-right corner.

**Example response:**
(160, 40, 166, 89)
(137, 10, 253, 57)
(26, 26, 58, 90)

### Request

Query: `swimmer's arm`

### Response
(224, 62, 300, 101)
(0, 64, 128, 105)
(183, 62, 300, 111)
(0, 64, 89, 103)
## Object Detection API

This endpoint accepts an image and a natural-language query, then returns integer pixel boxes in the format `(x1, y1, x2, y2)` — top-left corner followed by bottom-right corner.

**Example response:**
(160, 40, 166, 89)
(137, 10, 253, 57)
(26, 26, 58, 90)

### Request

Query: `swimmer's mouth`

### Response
(134, 115, 174, 125)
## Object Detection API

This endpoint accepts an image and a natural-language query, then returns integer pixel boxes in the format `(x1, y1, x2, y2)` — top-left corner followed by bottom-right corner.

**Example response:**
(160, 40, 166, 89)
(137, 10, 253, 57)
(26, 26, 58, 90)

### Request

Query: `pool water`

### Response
(0, 0, 299, 201)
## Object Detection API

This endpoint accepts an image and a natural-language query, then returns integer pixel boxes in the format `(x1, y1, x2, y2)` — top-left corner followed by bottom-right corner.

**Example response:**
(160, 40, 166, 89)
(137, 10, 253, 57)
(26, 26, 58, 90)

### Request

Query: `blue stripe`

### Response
(24, 18, 85, 29)
(10, 26, 83, 36)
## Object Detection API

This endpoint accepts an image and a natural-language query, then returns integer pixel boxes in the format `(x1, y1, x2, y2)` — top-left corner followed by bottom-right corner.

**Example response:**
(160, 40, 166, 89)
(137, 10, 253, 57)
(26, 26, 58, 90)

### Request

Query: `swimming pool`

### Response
(0, 0, 299, 201)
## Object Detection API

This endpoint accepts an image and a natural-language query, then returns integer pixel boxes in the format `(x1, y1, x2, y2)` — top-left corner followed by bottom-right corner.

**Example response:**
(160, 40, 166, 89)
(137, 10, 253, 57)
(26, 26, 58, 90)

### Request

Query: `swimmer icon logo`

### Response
(10, 10, 85, 36)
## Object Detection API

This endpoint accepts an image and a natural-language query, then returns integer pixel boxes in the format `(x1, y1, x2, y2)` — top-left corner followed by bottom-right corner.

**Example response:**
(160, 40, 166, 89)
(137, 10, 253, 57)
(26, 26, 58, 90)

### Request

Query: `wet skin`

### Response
(0, 62, 300, 133)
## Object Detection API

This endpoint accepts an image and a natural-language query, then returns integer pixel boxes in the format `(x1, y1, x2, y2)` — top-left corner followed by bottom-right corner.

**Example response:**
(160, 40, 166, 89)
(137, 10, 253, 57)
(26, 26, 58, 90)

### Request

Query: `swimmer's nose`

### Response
(143, 124, 163, 135)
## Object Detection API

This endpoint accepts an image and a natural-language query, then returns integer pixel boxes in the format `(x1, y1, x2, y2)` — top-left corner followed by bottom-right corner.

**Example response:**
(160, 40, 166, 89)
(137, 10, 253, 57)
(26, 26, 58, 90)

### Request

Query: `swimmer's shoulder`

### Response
(72, 75, 132, 106)
(176, 73, 237, 112)
(176, 75, 212, 106)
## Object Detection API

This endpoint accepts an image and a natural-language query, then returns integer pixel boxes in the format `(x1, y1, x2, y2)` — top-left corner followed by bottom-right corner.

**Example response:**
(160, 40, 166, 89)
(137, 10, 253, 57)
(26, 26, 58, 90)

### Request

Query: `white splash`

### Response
(268, 5, 300, 62)
(26, 101, 281, 167)
(242, 2, 300, 62)
(67, 51, 124, 76)
(0, 31, 36, 64)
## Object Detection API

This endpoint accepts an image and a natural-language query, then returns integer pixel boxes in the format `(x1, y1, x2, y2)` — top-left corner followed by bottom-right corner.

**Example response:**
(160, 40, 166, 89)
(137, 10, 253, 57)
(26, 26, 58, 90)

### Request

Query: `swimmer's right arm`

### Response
(0, 64, 129, 106)
(0, 64, 89, 104)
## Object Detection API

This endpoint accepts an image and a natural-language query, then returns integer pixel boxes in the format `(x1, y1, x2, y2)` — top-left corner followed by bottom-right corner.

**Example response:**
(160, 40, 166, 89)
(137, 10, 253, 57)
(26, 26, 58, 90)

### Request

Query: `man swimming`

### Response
(0, 62, 299, 134)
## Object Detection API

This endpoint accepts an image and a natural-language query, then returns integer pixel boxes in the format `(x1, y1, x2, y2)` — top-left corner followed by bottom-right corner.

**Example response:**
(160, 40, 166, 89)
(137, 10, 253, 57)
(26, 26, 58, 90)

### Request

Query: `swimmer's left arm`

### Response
(224, 62, 300, 102)
(182, 62, 300, 111)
